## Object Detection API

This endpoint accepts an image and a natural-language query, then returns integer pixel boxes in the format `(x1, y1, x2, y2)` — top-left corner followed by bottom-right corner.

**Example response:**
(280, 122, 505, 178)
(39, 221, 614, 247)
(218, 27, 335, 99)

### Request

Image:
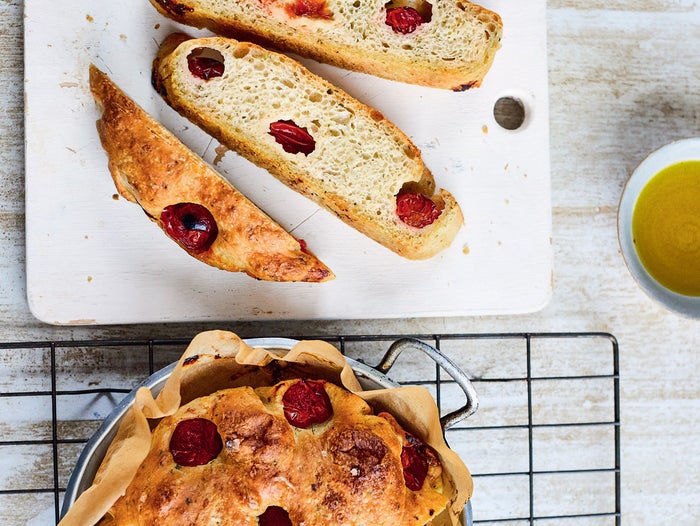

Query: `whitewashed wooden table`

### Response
(1, 1, 699, 525)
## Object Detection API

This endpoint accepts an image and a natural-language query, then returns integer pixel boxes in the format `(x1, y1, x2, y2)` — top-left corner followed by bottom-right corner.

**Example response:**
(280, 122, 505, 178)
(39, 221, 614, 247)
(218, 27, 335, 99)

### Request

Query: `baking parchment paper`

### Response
(59, 330, 472, 525)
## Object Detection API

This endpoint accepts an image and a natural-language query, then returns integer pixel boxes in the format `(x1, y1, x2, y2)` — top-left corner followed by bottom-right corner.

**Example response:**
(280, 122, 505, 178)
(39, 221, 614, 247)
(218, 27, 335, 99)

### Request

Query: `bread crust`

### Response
(100, 380, 450, 525)
(154, 35, 464, 259)
(89, 65, 334, 282)
(148, 0, 502, 90)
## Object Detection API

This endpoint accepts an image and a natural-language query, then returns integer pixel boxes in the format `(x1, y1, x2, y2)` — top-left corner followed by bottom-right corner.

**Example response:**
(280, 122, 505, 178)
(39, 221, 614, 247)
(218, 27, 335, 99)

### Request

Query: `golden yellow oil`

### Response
(632, 160, 700, 296)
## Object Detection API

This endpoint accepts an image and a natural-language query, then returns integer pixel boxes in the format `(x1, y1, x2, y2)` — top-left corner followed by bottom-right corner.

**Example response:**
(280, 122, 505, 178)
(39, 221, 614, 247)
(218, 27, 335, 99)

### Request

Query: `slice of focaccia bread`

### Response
(89, 65, 333, 282)
(153, 35, 464, 259)
(148, 0, 502, 91)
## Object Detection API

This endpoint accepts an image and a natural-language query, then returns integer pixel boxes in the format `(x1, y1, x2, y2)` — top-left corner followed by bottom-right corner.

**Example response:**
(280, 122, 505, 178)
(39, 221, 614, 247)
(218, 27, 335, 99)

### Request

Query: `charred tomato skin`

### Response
(155, 0, 195, 17)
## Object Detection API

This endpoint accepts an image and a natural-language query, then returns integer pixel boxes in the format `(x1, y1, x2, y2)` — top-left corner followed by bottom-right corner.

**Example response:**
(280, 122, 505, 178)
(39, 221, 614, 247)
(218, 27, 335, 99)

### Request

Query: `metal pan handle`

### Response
(374, 338, 479, 430)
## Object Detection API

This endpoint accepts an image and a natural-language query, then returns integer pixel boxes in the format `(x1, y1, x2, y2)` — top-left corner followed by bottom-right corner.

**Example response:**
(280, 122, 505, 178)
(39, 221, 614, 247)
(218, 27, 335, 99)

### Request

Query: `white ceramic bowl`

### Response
(618, 137, 700, 319)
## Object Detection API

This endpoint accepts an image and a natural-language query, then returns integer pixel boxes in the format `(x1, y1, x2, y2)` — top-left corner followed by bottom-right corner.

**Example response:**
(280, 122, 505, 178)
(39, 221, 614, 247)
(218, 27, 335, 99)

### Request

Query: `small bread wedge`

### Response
(89, 65, 333, 282)
(147, 0, 502, 90)
(153, 35, 464, 259)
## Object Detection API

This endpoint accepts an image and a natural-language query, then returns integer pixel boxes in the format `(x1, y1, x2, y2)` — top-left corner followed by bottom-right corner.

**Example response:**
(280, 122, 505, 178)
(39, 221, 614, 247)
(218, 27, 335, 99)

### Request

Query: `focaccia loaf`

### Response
(153, 35, 464, 259)
(148, 0, 502, 90)
(99, 379, 452, 525)
(89, 65, 333, 282)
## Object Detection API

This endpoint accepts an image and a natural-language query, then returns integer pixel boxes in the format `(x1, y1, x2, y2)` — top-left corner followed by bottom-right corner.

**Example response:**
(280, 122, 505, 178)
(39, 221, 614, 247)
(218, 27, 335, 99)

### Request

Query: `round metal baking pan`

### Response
(62, 337, 476, 525)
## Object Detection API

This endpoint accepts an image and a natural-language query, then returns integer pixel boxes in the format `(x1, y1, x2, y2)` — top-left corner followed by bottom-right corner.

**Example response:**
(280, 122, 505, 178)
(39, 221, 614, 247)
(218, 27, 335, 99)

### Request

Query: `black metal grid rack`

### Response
(0, 332, 620, 525)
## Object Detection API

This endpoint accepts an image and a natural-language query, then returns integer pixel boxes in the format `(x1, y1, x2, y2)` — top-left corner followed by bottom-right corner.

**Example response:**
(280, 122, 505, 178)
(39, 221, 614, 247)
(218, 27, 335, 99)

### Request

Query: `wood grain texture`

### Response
(1, 0, 700, 525)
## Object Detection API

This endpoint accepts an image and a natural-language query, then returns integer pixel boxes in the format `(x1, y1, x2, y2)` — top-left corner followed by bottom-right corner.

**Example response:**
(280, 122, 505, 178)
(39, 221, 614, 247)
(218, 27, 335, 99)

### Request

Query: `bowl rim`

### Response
(617, 137, 700, 319)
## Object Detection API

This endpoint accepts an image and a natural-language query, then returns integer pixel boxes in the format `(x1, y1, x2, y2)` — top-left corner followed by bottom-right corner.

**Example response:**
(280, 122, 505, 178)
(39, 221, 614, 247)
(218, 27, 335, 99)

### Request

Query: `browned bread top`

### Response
(148, 0, 502, 90)
(89, 65, 333, 282)
(153, 35, 464, 259)
(99, 379, 451, 525)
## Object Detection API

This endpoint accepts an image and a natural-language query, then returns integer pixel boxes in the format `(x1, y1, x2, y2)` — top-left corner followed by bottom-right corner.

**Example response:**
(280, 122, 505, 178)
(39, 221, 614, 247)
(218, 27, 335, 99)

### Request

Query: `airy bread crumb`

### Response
(154, 35, 464, 259)
(148, 0, 502, 90)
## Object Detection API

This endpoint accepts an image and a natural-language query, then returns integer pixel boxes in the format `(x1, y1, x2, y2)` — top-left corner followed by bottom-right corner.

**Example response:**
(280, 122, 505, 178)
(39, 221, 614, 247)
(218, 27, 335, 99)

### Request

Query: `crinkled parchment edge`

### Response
(59, 330, 472, 526)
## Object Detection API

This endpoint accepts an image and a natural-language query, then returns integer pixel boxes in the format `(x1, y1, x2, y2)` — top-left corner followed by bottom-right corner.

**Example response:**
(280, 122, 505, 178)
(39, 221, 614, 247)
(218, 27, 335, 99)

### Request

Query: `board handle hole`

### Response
(493, 96, 526, 131)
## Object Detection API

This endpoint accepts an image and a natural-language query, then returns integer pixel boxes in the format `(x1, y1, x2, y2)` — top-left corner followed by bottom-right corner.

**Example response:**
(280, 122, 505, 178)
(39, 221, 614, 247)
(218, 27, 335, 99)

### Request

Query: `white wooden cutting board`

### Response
(24, 0, 551, 325)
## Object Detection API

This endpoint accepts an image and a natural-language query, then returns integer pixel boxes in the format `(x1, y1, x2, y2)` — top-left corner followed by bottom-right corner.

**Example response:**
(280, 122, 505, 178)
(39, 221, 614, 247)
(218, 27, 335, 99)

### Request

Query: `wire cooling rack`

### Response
(0, 332, 620, 525)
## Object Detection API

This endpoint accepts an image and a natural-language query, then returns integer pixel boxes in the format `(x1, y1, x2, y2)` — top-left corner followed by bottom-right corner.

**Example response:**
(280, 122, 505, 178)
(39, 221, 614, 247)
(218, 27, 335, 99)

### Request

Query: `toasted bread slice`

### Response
(153, 35, 464, 259)
(148, 0, 502, 90)
(89, 65, 333, 282)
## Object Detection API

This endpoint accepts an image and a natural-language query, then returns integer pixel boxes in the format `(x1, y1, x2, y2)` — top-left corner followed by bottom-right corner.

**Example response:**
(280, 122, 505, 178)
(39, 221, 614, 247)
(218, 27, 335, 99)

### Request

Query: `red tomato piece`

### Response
(385, 6, 425, 34)
(169, 418, 223, 467)
(160, 202, 218, 253)
(282, 379, 333, 428)
(401, 433, 439, 490)
(258, 506, 293, 526)
(269, 120, 316, 156)
(187, 55, 225, 80)
(395, 192, 442, 228)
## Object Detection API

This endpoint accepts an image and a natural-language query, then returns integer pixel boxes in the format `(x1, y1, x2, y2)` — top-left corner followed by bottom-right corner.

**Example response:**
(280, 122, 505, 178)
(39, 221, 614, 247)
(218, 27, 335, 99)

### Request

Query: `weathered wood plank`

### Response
(0, 1, 699, 525)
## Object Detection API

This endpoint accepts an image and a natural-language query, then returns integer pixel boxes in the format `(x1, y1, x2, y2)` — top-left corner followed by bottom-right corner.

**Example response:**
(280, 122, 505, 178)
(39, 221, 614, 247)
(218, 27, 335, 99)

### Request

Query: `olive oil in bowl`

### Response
(632, 160, 700, 296)
(618, 138, 700, 318)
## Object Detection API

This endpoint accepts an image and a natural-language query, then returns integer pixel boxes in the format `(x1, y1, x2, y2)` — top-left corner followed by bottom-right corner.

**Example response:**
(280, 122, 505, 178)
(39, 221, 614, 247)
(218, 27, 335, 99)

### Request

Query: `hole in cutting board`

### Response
(493, 96, 526, 130)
